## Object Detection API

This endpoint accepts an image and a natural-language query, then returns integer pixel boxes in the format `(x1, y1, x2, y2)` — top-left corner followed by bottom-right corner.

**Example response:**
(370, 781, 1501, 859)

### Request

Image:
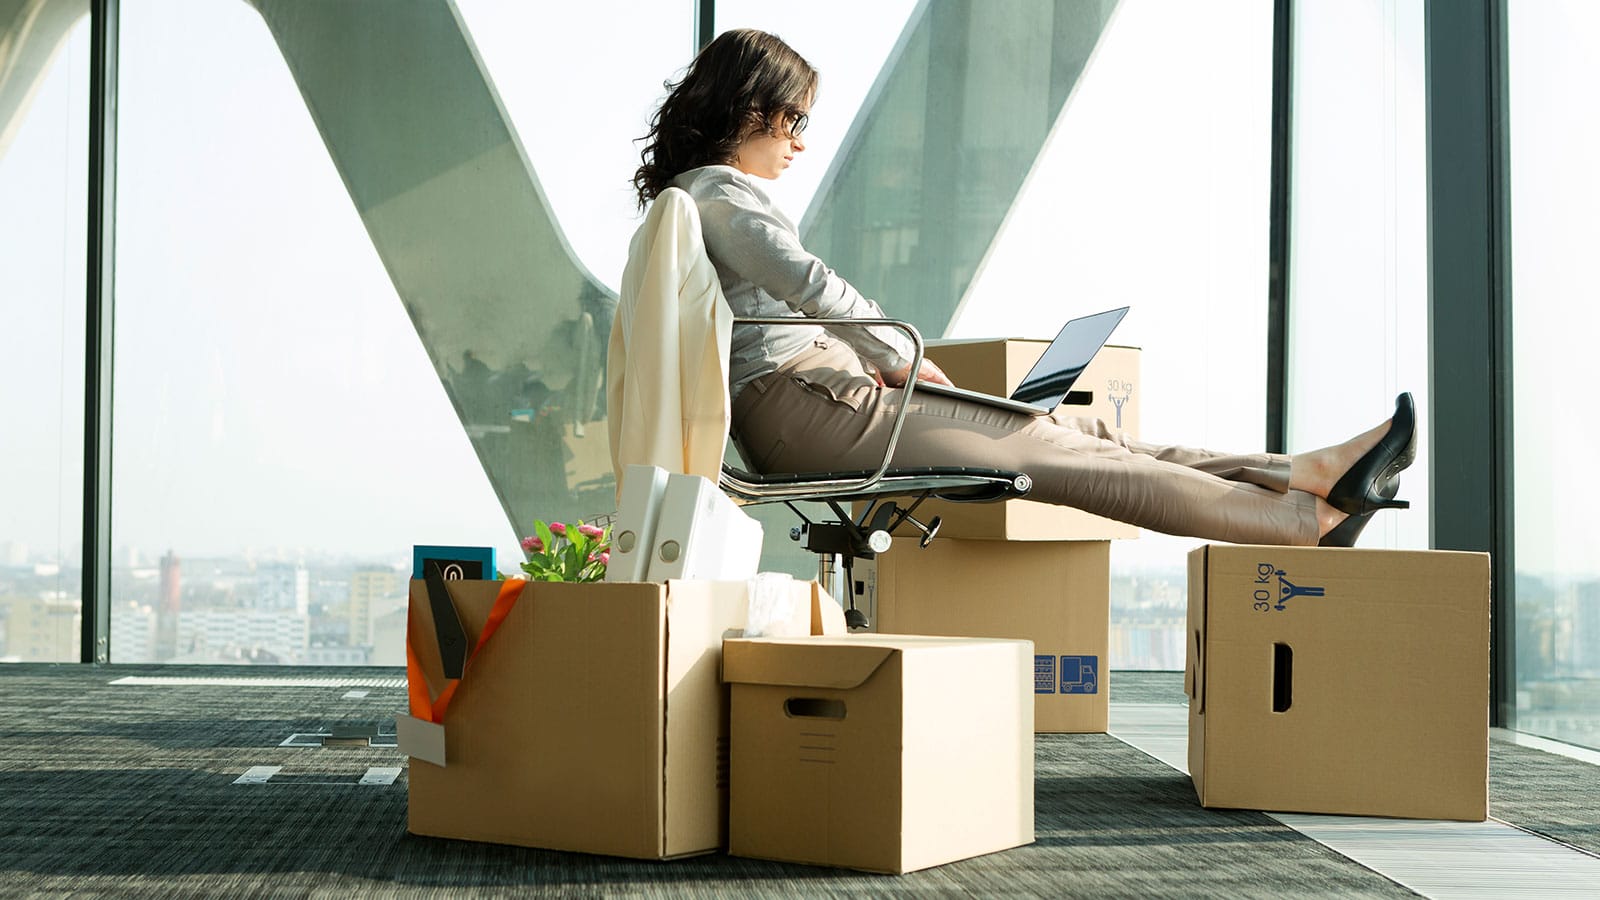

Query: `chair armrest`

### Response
(730, 315, 924, 499)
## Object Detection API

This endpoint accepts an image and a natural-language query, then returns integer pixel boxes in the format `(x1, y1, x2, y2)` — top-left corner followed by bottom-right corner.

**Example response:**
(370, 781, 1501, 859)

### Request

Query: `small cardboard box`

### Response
(912, 340, 1140, 541)
(1186, 544, 1491, 821)
(854, 538, 1109, 733)
(401, 577, 822, 859)
(723, 635, 1035, 874)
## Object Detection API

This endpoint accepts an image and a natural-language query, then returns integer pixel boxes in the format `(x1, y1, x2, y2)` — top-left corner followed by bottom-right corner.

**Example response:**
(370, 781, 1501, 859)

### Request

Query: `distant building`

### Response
(255, 562, 309, 614)
(176, 609, 310, 664)
(2, 596, 79, 661)
(110, 601, 157, 663)
(1577, 580, 1600, 674)
(300, 644, 371, 665)
(348, 566, 401, 647)
(370, 606, 408, 667)
(156, 551, 181, 661)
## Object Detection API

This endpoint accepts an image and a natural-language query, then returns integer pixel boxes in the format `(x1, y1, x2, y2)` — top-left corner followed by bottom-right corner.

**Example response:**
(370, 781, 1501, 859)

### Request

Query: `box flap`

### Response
(723, 636, 961, 688)
(660, 580, 750, 858)
(811, 582, 847, 635)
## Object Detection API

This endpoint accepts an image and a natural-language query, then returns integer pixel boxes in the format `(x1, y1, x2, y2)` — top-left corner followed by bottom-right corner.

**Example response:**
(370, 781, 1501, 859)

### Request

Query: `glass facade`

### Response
(1508, 0, 1600, 750)
(0, 0, 1270, 667)
(111, 1, 520, 663)
(0, 7, 89, 662)
(11, 0, 1580, 712)
(716, 0, 1273, 668)
(953, 1, 1274, 669)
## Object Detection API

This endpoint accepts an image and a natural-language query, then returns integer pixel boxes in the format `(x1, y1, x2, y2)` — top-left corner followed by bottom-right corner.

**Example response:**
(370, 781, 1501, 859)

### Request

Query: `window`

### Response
(0, 12, 89, 663)
(1507, 0, 1600, 751)
(956, 1, 1273, 669)
(716, 1, 1274, 667)
(1285, 0, 1428, 555)
(111, 0, 520, 663)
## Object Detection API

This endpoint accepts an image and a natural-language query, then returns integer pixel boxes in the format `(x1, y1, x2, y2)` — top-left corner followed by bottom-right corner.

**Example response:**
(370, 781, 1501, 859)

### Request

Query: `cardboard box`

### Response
(1186, 544, 1491, 821)
(723, 635, 1034, 873)
(908, 339, 1140, 541)
(853, 538, 1109, 733)
(401, 576, 820, 858)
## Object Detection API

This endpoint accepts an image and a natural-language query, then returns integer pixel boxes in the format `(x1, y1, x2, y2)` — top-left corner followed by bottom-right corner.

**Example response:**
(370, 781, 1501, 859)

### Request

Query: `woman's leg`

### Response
(733, 342, 1322, 546)
(1051, 414, 1291, 492)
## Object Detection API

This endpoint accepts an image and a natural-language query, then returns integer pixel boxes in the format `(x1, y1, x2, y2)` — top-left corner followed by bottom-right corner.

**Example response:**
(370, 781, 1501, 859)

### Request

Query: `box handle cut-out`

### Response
(1272, 642, 1293, 713)
(784, 697, 847, 720)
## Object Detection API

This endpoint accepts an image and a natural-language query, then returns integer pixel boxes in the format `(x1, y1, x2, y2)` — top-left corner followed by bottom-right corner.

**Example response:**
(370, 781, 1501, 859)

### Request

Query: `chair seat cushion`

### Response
(723, 465, 1031, 504)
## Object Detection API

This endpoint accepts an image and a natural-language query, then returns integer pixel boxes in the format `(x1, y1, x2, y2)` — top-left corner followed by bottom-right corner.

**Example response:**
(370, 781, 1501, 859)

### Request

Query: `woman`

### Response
(632, 29, 1412, 547)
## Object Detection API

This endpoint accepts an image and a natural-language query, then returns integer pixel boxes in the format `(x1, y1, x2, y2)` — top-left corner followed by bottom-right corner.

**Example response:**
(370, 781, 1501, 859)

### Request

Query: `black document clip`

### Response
(423, 560, 469, 679)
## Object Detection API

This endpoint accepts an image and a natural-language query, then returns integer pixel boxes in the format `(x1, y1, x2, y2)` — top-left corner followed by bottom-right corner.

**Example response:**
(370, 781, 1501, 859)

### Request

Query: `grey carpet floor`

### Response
(0, 662, 1565, 897)
(1486, 741, 1600, 856)
(1113, 670, 1600, 858)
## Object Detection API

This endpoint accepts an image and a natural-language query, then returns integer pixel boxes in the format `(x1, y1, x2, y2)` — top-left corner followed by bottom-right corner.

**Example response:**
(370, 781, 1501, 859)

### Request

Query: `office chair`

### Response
(613, 189, 1032, 627)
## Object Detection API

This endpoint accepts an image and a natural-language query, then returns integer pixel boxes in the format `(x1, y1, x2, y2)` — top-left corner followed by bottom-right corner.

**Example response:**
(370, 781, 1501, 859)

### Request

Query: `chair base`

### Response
(722, 461, 1033, 630)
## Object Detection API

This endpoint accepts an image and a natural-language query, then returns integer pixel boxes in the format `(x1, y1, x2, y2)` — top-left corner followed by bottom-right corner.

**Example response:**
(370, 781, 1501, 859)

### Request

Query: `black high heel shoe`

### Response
(1325, 392, 1416, 517)
(1318, 511, 1374, 547)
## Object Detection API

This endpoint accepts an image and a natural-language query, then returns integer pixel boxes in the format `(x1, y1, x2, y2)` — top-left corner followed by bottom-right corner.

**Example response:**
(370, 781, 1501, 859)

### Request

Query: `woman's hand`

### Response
(881, 359, 954, 388)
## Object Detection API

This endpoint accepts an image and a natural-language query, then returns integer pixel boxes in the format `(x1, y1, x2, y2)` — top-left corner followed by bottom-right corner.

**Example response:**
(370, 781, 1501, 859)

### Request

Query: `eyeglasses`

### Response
(786, 111, 809, 138)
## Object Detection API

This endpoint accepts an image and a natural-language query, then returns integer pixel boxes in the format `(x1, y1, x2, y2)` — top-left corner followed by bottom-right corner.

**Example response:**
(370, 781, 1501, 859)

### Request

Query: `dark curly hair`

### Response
(633, 29, 818, 209)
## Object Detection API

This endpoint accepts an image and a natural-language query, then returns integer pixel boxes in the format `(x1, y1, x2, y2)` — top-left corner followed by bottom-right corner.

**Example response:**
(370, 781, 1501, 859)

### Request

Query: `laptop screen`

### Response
(1009, 307, 1130, 406)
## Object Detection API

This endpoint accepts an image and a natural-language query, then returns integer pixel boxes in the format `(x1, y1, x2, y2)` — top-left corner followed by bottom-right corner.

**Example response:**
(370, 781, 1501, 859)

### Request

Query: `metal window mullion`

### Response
(1265, 0, 1293, 454)
(1486, 0, 1516, 732)
(1423, 0, 1514, 727)
(694, 0, 714, 51)
(82, 0, 118, 664)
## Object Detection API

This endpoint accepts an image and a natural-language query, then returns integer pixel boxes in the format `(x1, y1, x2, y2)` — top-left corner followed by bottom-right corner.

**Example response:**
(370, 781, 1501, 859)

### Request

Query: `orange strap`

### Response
(406, 578, 526, 724)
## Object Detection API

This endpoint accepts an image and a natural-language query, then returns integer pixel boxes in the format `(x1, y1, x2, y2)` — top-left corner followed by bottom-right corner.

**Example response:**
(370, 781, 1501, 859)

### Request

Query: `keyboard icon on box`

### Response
(1059, 655, 1098, 695)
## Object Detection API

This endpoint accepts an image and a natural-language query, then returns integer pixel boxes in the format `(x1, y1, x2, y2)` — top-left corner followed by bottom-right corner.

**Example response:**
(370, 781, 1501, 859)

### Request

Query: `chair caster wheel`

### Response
(844, 608, 869, 630)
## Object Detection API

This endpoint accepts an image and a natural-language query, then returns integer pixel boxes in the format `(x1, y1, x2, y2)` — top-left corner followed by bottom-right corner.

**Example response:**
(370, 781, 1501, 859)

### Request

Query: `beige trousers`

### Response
(732, 339, 1320, 546)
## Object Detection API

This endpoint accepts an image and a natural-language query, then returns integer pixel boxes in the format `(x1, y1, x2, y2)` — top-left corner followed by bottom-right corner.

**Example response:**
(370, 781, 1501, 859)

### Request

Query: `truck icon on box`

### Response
(1060, 656, 1098, 695)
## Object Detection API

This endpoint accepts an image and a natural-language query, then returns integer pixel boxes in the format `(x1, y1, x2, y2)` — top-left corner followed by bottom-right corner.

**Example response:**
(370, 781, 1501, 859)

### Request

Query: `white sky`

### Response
(1, 0, 1594, 578)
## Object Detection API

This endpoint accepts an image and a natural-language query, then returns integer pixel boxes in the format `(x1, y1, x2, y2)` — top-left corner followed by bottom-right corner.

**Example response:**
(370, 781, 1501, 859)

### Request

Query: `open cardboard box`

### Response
(400, 576, 834, 859)
(908, 339, 1141, 541)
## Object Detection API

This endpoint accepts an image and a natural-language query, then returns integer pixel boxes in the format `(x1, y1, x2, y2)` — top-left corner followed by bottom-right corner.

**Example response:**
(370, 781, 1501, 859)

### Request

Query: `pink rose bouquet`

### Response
(519, 518, 612, 583)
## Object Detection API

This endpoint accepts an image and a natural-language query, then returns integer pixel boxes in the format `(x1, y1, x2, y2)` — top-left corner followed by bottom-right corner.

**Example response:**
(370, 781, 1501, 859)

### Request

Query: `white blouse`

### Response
(671, 165, 915, 398)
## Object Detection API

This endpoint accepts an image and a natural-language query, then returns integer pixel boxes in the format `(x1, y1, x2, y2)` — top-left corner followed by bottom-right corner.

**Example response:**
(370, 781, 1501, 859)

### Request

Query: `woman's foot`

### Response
(1315, 499, 1371, 547)
(1291, 421, 1391, 498)
(1325, 393, 1415, 515)
(1290, 393, 1416, 512)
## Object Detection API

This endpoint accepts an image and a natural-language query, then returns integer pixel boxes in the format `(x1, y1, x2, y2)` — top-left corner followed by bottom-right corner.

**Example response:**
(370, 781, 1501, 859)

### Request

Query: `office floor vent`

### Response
(233, 766, 401, 786)
(280, 726, 397, 749)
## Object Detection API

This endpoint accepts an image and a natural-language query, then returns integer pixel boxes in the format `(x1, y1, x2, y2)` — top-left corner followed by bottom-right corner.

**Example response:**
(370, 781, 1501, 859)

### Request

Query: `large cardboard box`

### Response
(912, 339, 1140, 541)
(401, 577, 818, 859)
(723, 635, 1034, 874)
(853, 537, 1109, 733)
(1186, 544, 1491, 821)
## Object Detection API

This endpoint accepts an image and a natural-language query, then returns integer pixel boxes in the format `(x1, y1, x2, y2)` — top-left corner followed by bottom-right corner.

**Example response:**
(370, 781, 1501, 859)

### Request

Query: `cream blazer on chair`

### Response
(607, 188, 734, 493)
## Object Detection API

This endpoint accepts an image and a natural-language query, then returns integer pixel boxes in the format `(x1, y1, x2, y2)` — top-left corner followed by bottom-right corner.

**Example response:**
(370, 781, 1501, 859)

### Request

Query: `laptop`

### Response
(914, 306, 1129, 416)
